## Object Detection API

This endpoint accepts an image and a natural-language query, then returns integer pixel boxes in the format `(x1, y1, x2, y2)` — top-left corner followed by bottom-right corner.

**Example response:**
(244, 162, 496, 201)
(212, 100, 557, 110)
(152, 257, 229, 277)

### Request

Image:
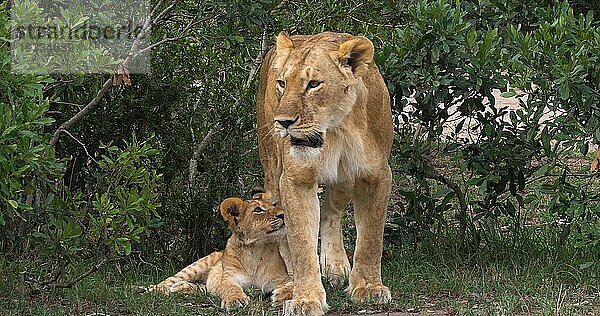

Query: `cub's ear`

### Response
(219, 198, 246, 230)
(273, 32, 294, 70)
(334, 36, 374, 77)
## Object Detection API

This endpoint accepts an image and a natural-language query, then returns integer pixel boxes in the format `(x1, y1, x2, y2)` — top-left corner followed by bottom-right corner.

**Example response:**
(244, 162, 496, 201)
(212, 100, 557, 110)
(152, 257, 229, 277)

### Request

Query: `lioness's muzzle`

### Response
(290, 132, 324, 148)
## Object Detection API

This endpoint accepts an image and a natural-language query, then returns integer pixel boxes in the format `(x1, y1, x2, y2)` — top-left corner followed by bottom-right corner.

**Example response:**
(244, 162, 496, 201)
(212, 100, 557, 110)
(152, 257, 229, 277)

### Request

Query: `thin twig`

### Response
(62, 130, 98, 164)
(136, 13, 205, 55)
(51, 101, 84, 109)
(153, 0, 181, 25)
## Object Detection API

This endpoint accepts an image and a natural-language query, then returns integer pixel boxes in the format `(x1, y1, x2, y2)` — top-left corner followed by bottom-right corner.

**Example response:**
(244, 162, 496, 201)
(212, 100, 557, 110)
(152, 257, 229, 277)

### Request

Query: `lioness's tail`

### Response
(143, 251, 223, 294)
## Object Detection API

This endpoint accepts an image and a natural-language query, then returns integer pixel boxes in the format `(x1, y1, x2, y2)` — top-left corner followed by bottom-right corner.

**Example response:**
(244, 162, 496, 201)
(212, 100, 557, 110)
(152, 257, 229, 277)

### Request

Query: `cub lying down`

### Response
(143, 192, 293, 309)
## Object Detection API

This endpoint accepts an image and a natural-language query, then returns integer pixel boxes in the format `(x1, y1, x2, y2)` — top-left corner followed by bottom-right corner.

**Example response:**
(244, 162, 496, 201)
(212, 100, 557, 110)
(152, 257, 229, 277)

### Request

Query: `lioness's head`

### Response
(271, 32, 375, 160)
(219, 191, 285, 245)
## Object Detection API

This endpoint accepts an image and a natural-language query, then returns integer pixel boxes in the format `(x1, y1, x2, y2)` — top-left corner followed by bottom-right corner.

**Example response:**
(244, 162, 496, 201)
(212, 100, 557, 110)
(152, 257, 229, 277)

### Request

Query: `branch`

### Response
(48, 78, 113, 149)
(423, 168, 471, 244)
(245, 29, 269, 91)
(188, 128, 216, 189)
(53, 257, 120, 289)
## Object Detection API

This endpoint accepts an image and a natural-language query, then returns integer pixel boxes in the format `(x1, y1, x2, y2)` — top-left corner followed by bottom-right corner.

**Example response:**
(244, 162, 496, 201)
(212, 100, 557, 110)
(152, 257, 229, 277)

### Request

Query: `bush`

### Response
(0, 11, 65, 249)
(383, 0, 600, 256)
(23, 134, 162, 288)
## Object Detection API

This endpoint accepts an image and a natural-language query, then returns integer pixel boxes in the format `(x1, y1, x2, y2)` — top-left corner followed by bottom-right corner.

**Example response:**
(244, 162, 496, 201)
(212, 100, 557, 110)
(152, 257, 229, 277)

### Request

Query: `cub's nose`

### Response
(276, 213, 284, 220)
(275, 117, 298, 129)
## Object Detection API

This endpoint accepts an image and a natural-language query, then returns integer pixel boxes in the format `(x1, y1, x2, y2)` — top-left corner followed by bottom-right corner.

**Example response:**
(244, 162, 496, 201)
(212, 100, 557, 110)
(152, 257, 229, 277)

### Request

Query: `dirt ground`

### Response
(329, 311, 450, 316)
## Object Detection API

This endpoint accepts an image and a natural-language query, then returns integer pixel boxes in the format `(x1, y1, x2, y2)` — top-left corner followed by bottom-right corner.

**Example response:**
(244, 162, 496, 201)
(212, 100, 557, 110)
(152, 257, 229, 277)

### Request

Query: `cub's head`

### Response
(271, 32, 375, 160)
(219, 191, 285, 245)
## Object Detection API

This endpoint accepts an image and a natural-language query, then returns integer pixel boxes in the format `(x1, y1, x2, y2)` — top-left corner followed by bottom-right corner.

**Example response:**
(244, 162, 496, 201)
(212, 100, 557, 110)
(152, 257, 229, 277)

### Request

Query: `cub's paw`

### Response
(133, 285, 151, 293)
(221, 293, 250, 310)
(170, 281, 206, 294)
(282, 298, 328, 316)
(140, 283, 170, 294)
(347, 283, 391, 304)
(271, 281, 294, 306)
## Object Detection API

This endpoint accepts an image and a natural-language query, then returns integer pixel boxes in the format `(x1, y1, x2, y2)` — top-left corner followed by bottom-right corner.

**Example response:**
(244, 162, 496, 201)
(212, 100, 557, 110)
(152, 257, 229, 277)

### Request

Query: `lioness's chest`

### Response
(316, 131, 369, 184)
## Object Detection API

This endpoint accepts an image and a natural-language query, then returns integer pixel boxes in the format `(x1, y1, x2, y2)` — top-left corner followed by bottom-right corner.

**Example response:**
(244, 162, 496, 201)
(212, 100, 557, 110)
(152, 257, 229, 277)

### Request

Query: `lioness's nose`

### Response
(276, 213, 284, 220)
(275, 117, 298, 129)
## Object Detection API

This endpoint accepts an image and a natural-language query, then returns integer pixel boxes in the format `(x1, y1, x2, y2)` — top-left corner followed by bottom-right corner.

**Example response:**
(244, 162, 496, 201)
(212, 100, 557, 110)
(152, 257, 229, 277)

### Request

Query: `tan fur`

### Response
(145, 193, 293, 309)
(257, 32, 393, 316)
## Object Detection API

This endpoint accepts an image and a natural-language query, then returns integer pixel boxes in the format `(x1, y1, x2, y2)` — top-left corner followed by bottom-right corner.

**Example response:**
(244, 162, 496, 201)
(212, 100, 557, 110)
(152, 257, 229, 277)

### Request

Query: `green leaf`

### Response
(19, 130, 40, 140)
(8, 200, 18, 209)
(124, 242, 132, 255)
(534, 164, 551, 177)
(579, 262, 594, 270)
(32, 117, 55, 125)
(505, 200, 516, 217)
(478, 180, 488, 195)
(500, 89, 517, 98)
(580, 142, 589, 156)
(1, 126, 18, 140)
(466, 29, 476, 48)
(32, 232, 49, 239)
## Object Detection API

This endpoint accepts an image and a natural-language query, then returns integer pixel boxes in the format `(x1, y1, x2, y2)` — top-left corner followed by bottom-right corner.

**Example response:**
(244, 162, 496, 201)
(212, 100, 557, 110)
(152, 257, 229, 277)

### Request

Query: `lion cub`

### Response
(143, 192, 293, 309)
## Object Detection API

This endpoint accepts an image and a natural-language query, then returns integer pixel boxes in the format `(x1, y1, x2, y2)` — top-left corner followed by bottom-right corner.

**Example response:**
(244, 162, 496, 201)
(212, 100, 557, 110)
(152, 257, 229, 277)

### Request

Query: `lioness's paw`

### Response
(348, 283, 391, 304)
(221, 294, 250, 310)
(271, 281, 294, 306)
(322, 261, 350, 286)
(282, 298, 327, 316)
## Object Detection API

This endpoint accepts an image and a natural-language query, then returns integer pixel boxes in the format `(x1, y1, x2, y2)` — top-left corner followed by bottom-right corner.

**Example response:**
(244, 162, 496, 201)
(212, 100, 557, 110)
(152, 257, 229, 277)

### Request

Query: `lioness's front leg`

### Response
(348, 166, 392, 303)
(280, 170, 328, 316)
(320, 183, 352, 286)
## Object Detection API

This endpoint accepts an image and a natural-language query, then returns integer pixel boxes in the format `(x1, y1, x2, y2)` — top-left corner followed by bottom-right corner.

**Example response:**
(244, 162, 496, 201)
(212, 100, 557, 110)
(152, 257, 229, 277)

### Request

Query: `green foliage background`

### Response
(1, 0, 600, 287)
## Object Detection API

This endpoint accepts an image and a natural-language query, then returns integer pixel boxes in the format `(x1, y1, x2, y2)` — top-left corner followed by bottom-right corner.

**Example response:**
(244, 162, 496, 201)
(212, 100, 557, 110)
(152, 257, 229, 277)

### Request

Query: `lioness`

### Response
(143, 192, 293, 309)
(256, 32, 393, 315)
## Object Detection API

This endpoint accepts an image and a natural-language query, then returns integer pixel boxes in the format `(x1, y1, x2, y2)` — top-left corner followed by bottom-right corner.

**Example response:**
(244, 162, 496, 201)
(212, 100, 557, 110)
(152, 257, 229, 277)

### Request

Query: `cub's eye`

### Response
(253, 207, 265, 214)
(276, 80, 286, 89)
(307, 80, 322, 89)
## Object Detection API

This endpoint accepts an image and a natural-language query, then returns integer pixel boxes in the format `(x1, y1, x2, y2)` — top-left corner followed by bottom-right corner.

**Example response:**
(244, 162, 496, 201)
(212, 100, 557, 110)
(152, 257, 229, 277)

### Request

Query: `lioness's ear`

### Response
(334, 36, 374, 77)
(273, 32, 294, 70)
(250, 187, 266, 199)
(219, 198, 246, 230)
(252, 191, 272, 201)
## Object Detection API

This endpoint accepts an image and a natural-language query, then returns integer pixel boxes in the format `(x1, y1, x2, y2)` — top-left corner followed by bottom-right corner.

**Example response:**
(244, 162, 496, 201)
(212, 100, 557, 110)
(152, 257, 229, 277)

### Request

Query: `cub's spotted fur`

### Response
(142, 192, 292, 309)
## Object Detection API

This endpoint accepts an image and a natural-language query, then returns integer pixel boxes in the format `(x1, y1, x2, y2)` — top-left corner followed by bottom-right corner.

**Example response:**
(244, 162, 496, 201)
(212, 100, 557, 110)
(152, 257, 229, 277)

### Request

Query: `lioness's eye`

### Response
(307, 80, 322, 89)
(253, 207, 264, 214)
(276, 80, 286, 89)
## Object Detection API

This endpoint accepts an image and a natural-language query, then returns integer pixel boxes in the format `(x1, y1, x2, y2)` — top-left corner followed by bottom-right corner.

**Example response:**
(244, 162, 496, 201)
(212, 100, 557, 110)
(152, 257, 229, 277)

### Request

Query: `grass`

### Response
(1, 230, 599, 316)
(2, 152, 599, 315)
